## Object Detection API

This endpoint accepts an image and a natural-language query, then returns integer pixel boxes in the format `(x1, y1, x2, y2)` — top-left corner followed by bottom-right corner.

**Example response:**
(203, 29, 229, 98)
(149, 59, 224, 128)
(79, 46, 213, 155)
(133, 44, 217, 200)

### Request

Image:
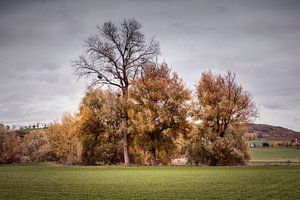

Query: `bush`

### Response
(22, 130, 52, 162)
(20, 156, 31, 163)
(78, 89, 123, 165)
(188, 127, 250, 166)
(48, 113, 82, 165)
(0, 131, 23, 164)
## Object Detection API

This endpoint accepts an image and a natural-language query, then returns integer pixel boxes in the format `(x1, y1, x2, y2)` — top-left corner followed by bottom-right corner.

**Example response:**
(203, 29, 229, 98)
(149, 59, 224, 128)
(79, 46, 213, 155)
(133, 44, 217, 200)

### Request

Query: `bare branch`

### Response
(72, 19, 160, 93)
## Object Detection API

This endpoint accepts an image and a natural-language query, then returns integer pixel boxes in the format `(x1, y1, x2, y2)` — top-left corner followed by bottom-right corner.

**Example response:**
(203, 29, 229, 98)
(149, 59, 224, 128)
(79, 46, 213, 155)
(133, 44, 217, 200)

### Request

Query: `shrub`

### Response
(188, 127, 250, 166)
(48, 113, 82, 164)
(0, 131, 23, 164)
(22, 130, 52, 162)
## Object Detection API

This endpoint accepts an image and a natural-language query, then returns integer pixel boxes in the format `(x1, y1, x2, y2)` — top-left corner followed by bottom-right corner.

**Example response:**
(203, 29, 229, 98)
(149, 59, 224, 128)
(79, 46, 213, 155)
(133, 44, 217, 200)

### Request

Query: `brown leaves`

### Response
(22, 130, 51, 162)
(128, 63, 191, 165)
(196, 71, 257, 137)
(78, 88, 123, 165)
(48, 113, 82, 165)
(188, 71, 256, 165)
(0, 130, 23, 164)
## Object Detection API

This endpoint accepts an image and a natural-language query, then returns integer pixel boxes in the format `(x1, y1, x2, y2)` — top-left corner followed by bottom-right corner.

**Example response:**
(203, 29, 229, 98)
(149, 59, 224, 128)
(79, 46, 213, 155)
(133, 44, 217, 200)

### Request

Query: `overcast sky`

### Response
(0, 0, 300, 131)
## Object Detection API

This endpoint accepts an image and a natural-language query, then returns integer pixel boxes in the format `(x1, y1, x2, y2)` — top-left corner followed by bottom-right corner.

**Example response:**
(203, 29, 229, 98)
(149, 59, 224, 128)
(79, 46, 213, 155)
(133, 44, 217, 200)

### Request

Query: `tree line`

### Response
(0, 19, 256, 166)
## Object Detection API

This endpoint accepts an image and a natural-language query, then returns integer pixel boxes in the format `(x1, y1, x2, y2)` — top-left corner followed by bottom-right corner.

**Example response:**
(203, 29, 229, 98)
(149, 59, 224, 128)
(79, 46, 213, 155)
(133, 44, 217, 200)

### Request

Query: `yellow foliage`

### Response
(128, 63, 191, 165)
(48, 113, 82, 164)
(189, 71, 256, 165)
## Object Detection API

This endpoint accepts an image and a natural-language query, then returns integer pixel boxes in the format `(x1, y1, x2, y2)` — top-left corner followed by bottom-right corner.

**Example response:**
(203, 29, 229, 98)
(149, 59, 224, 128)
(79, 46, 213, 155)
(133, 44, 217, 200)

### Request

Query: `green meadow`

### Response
(249, 148, 300, 161)
(0, 165, 299, 200)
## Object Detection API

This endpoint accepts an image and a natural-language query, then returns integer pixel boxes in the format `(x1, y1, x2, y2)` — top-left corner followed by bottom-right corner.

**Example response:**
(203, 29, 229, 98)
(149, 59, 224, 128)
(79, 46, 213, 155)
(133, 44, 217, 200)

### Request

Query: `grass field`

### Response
(0, 165, 300, 200)
(249, 148, 300, 161)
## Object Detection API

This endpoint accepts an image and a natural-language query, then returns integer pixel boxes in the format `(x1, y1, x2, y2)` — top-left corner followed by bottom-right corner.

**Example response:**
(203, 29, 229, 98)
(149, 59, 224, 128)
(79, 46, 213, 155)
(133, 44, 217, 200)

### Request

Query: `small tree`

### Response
(73, 19, 160, 165)
(48, 113, 82, 164)
(188, 71, 257, 166)
(188, 126, 250, 165)
(128, 64, 190, 165)
(78, 89, 123, 165)
(22, 130, 51, 162)
(0, 131, 23, 164)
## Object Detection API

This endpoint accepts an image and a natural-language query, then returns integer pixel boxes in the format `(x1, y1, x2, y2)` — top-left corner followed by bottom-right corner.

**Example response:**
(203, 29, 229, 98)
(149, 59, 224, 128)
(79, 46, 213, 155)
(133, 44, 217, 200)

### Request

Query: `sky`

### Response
(0, 0, 300, 131)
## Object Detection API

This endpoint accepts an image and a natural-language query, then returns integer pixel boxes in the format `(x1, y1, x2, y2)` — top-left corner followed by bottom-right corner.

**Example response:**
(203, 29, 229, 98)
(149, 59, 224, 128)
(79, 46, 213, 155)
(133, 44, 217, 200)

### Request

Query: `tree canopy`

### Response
(128, 64, 190, 165)
(78, 89, 123, 165)
(188, 71, 257, 166)
(73, 18, 160, 165)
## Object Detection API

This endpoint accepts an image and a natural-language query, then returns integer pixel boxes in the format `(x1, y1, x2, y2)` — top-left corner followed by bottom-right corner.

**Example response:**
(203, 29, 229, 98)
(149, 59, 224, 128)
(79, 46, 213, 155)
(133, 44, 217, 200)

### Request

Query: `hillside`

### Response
(248, 124, 300, 140)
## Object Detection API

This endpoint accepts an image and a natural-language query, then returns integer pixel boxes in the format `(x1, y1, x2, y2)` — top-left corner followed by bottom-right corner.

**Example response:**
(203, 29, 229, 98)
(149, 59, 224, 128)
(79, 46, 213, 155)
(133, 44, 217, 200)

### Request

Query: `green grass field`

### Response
(249, 148, 300, 161)
(1, 165, 300, 200)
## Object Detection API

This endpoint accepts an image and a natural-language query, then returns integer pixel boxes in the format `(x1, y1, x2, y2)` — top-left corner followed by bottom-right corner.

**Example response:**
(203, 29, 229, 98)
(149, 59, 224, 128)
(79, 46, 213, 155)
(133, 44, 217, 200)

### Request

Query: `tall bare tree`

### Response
(73, 19, 160, 165)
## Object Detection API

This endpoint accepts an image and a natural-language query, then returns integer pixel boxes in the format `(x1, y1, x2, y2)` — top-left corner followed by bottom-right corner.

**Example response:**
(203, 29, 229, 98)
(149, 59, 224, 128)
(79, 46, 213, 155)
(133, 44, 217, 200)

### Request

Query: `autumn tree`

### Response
(78, 89, 123, 165)
(73, 19, 160, 165)
(22, 130, 51, 162)
(188, 71, 257, 166)
(0, 130, 23, 164)
(48, 113, 82, 164)
(128, 64, 190, 166)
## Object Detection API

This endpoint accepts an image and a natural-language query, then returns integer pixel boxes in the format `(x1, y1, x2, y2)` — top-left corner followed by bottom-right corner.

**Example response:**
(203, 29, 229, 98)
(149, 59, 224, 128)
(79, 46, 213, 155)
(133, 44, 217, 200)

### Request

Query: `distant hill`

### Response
(247, 124, 300, 141)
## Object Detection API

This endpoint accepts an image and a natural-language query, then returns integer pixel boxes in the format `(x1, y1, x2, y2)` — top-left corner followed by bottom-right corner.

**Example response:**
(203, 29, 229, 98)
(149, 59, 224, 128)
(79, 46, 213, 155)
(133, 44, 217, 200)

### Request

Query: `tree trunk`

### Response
(150, 148, 157, 166)
(122, 87, 130, 165)
(123, 131, 130, 165)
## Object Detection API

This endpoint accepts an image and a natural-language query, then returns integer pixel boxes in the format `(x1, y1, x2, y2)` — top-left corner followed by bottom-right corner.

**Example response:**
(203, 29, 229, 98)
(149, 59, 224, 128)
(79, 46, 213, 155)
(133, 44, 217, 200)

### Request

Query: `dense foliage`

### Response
(1, 68, 257, 166)
(48, 114, 81, 164)
(1, 20, 259, 166)
(73, 18, 160, 165)
(188, 127, 250, 165)
(0, 129, 23, 164)
(188, 71, 257, 165)
(128, 64, 190, 165)
(22, 130, 52, 162)
(0, 125, 53, 164)
(78, 89, 123, 165)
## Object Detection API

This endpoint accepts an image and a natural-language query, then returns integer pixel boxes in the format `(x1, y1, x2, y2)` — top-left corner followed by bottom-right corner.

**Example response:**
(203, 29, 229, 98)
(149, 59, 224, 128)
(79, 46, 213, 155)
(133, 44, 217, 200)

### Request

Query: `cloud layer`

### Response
(0, 0, 300, 130)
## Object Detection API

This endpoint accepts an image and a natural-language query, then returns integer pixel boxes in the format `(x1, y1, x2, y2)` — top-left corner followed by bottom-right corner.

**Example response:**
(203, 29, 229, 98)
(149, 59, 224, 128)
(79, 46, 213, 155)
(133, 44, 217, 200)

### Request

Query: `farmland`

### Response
(249, 148, 300, 162)
(0, 165, 300, 200)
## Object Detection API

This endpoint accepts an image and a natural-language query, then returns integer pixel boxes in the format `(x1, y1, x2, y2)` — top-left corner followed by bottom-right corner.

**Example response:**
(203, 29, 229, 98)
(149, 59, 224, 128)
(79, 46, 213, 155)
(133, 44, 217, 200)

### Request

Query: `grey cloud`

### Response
(0, 0, 300, 130)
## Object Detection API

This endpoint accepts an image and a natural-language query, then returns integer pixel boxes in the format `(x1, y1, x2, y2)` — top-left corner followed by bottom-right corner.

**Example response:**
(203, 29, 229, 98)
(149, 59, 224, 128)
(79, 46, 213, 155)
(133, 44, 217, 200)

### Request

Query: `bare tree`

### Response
(73, 19, 160, 165)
